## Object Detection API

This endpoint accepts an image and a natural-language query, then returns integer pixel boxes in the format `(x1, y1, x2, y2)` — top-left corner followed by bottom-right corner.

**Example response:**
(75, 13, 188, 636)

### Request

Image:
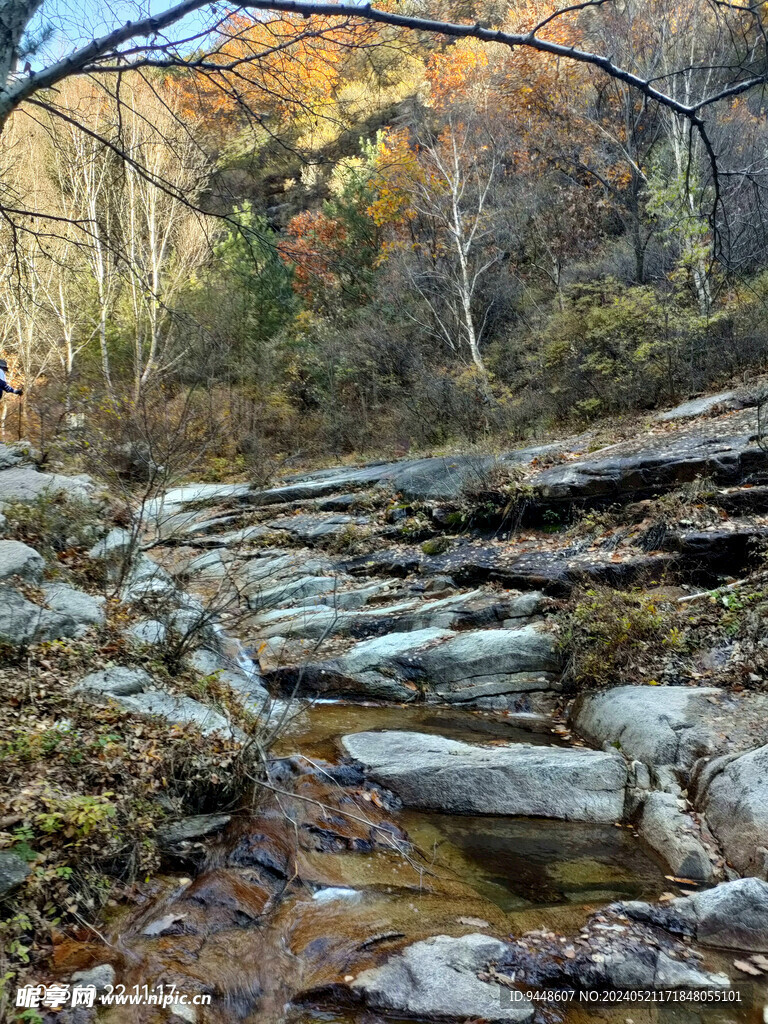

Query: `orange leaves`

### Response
(365, 128, 422, 228)
(282, 209, 349, 301)
(182, 11, 376, 132)
(426, 46, 489, 109)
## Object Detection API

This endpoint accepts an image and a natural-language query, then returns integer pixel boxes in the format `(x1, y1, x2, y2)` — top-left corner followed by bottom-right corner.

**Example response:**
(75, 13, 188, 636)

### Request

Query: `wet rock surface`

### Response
(352, 933, 533, 1021)
(41, 399, 768, 1022)
(498, 907, 730, 991)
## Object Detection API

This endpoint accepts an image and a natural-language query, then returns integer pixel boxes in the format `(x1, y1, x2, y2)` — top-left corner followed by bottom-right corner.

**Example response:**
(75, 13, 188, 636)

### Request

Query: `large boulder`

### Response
(341, 731, 627, 821)
(0, 585, 79, 644)
(572, 686, 768, 774)
(697, 745, 768, 876)
(622, 878, 768, 951)
(351, 934, 532, 1022)
(0, 539, 44, 582)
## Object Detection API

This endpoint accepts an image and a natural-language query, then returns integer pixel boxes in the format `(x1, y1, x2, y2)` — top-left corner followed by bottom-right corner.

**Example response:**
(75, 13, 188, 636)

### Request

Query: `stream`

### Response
(89, 698, 764, 1024)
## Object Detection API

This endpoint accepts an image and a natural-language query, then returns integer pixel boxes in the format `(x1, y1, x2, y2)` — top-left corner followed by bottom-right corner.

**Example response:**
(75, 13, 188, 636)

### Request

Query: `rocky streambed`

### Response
(5, 396, 768, 1022)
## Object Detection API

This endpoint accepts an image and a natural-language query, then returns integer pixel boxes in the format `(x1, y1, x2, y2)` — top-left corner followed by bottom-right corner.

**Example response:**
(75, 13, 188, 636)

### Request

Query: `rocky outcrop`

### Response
(0, 539, 44, 582)
(622, 878, 768, 951)
(75, 665, 238, 737)
(499, 908, 730, 990)
(250, 589, 544, 641)
(696, 745, 768, 877)
(345, 543, 679, 594)
(266, 624, 559, 706)
(531, 415, 768, 503)
(656, 390, 754, 422)
(266, 512, 370, 542)
(352, 934, 533, 1023)
(572, 686, 768, 774)
(111, 690, 236, 737)
(341, 730, 627, 821)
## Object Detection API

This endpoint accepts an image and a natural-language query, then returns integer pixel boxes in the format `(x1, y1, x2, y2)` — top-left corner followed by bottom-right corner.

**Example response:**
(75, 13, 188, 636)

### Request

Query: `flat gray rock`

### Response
(76, 666, 151, 696)
(127, 619, 167, 645)
(341, 731, 627, 821)
(352, 934, 532, 1022)
(246, 574, 346, 612)
(572, 686, 768, 773)
(0, 465, 93, 503)
(266, 512, 369, 541)
(657, 391, 752, 421)
(112, 690, 234, 736)
(698, 744, 768, 876)
(43, 583, 105, 626)
(623, 878, 768, 951)
(0, 539, 44, 582)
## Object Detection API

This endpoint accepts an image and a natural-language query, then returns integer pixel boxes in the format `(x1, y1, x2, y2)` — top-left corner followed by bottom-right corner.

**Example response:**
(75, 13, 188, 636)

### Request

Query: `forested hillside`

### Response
(4, 0, 768, 471)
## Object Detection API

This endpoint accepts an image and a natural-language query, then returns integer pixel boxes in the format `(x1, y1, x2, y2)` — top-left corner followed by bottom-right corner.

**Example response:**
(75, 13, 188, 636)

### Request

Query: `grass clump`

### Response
(560, 586, 680, 687)
(3, 492, 102, 562)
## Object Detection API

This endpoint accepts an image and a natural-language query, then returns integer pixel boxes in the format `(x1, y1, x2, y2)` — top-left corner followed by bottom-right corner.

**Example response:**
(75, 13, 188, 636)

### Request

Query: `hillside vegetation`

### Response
(3, 0, 768, 473)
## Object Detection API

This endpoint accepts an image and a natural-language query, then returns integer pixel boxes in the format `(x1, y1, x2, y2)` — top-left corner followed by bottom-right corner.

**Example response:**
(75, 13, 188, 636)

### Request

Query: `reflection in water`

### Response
(400, 812, 668, 912)
(276, 701, 560, 763)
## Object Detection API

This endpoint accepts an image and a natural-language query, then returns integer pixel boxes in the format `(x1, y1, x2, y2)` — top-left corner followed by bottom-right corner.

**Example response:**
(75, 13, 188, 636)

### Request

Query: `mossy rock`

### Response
(421, 537, 451, 556)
